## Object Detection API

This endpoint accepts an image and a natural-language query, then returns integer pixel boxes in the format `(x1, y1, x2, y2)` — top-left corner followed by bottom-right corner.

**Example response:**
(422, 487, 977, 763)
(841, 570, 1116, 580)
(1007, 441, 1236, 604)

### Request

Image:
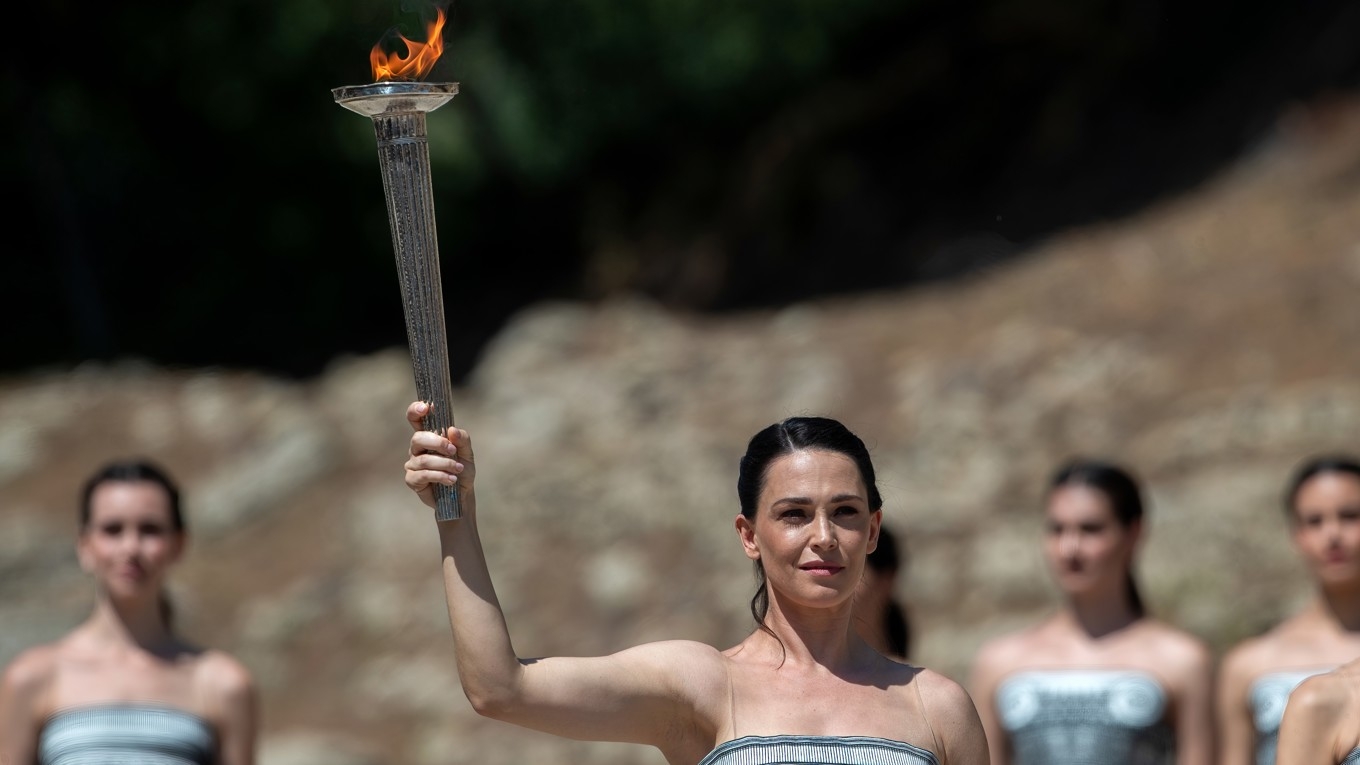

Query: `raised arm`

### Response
(403, 402, 723, 753)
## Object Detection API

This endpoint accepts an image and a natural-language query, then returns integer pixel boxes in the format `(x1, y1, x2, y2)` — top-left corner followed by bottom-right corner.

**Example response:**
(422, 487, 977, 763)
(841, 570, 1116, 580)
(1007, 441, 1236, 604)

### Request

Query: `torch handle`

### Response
(371, 110, 461, 521)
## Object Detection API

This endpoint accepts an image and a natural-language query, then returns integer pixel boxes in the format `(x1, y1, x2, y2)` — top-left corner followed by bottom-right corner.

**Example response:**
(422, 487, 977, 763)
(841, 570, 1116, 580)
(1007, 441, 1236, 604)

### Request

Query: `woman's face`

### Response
(78, 480, 184, 601)
(737, 449, 880, 611)
(1043, 484, 1137, 599)
(1291, 471, 1360, 587)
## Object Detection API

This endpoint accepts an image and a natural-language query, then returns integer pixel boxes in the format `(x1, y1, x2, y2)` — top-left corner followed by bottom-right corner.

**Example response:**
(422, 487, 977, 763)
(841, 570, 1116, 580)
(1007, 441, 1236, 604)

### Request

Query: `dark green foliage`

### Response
(3, 0, 1358, 378)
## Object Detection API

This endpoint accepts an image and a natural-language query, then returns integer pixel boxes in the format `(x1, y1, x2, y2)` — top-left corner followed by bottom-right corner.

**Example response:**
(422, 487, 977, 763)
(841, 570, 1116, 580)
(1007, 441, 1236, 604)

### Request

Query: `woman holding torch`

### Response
(402, 401, 988, 765)
(967, 459, 1214, 765)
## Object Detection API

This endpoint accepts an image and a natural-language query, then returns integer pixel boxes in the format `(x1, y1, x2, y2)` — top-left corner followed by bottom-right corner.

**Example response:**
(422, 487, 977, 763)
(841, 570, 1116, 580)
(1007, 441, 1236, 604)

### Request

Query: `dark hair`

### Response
(737, 416, 882, 631)
(1049, 459, 1146, 618)
(1283, 455, 1360, 521)
(80, 459, 185, 532)
(866, 524, 911, 658)
(79, 459, 185, 627)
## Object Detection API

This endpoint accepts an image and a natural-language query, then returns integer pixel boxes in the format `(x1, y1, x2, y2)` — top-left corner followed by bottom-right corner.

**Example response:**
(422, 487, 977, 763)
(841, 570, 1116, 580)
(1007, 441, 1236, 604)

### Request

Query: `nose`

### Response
(810, 514, 837, 551)
(1058, 530, 1081, 559)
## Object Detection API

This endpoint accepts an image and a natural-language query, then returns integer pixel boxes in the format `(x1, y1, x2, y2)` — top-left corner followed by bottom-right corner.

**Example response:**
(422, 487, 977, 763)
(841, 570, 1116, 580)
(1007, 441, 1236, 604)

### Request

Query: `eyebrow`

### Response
(771, 493, 865, 507)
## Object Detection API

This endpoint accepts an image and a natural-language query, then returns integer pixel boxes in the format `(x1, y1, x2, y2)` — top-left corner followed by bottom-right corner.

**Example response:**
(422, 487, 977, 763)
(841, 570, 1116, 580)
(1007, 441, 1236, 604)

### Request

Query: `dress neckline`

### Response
(699, 734, 939, 765)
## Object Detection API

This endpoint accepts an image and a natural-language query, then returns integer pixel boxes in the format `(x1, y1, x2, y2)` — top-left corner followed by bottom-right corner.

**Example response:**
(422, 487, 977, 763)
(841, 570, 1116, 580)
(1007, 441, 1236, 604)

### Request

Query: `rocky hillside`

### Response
(1, 94, 1358, 764)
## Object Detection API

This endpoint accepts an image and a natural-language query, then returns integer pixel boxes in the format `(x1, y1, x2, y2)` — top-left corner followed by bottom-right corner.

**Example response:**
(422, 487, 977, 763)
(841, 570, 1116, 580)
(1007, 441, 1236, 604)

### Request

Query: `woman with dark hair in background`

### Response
(402, 401, 988, 765)
(855, 524, 912, 661)
(1276, 656, 1360, 765)
(0, 460, 258, 765)
(968, 459, 1214, 765)
(1216, 455, 1360, 765)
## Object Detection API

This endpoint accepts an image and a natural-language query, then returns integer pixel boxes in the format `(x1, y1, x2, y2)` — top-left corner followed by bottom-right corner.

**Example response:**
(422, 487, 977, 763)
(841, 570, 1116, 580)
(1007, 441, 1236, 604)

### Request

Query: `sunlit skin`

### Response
(969, 478, 1215, 765)
(1217, 469, 1360, 765)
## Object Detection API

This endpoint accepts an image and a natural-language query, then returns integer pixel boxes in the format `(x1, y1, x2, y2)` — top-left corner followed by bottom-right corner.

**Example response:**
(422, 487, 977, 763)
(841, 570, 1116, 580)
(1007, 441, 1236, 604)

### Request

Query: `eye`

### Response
(138, 522, 167, 536)
(834, 505, 859, 516)
(1079, 522, 1106, 534)
(1339, 508, 1360, 522)
(778, 508, 809, 522)
(99, 522, 124, 535)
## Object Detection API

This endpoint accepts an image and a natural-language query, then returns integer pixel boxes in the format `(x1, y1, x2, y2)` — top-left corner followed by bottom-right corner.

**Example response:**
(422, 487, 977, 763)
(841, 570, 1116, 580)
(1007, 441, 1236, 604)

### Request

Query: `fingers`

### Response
(407, 400, 430, 432)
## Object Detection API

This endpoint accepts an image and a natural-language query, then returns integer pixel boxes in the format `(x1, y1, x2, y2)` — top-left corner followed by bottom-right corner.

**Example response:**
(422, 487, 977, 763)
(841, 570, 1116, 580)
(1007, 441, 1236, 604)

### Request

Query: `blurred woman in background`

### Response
(855, 524, 913, 661)
(0, 460, 257, 765)
(968, 459, 1214, 765)
(1275, 656, 1360, 765)
(1216, 456, 1360, 765)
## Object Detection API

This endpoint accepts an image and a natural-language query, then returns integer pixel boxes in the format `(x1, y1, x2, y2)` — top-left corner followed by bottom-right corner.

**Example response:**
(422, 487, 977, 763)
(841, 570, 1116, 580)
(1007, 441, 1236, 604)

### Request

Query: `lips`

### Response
(800, 561, 844, 575)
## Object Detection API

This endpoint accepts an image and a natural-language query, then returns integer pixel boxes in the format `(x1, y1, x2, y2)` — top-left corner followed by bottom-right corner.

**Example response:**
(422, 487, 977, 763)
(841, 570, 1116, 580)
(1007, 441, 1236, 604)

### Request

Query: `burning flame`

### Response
(371, 7, 446, 82)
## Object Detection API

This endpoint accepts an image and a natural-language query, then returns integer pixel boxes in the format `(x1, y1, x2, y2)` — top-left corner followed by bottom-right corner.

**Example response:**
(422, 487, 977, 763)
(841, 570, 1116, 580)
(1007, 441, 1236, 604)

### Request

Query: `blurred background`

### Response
(2, 0, 1359, 762)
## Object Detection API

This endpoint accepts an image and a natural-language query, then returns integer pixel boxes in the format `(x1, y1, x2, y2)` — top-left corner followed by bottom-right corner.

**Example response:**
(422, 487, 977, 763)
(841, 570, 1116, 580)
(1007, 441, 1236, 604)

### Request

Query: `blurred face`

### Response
(736, 449, 881, 611)
(1044, 484, 1138, 599)
(1291, 472, 1360, 587)
(78, 480, 184, 601)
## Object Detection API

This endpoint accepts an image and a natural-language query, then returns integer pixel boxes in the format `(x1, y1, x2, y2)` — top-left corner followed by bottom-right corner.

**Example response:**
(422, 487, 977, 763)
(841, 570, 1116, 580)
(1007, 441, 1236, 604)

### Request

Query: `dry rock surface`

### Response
(2, 97, 1359, 764)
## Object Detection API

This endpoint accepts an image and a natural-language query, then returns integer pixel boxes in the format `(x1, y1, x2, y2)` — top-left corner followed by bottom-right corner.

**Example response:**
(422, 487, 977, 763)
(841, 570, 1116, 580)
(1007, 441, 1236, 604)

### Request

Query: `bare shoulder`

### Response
(969, 626, 1041, 682)
(914, 667, 978, 711)
(1138, 620, 1211, 672)
(1286, 671, 1351, 723)
(193, 650, 256, 704)
(1218, 630, 1275, 686)
(1, 643, 59, 696)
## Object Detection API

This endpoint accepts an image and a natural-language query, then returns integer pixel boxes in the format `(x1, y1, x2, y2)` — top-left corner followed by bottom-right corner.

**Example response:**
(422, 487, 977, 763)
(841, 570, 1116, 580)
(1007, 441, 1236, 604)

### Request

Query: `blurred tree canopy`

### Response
(3, 0, 1358, 379)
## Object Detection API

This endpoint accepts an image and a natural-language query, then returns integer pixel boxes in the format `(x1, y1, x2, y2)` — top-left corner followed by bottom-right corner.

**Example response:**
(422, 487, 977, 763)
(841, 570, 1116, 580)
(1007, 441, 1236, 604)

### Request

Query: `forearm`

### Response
(436, 489, 525, 715)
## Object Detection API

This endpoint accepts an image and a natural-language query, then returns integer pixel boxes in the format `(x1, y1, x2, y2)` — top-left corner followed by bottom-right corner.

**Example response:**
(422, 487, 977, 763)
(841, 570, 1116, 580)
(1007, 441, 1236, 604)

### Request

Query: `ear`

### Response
(866, 509, 883, 555)
(735, 514, 760, 561)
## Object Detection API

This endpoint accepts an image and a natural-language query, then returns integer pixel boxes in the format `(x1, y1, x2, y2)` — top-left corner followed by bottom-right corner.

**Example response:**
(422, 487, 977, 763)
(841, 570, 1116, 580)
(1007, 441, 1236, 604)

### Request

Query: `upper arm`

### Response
(199, 653, 259, 765)
(1169, 639, 1216, 765)
(1214, 646, 1259, 765)
(1275, 676, 1342, 765)
(494, 640, 726, 751)
(919, 670, 990, 765)
(0, 648, 55, 765)
(966, 642, 1010, 765)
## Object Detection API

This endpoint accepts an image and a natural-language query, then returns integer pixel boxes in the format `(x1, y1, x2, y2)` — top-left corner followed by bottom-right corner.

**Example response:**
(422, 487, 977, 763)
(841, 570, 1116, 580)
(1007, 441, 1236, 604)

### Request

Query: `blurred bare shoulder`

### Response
(1, 643, 59, 698)
(194, 649, 257, 707)
(1140, 619, 1212, 675)
(969, 625, 1042, 681)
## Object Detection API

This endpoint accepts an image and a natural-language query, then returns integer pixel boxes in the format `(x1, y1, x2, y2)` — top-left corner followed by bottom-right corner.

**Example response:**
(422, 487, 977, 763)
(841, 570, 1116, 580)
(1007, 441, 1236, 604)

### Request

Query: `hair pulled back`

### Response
(80, 459, 185, 532)
(737, 416, 882, 629)
(1283, 455, 1360, 520)
(1049, 459, 1147, 618)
